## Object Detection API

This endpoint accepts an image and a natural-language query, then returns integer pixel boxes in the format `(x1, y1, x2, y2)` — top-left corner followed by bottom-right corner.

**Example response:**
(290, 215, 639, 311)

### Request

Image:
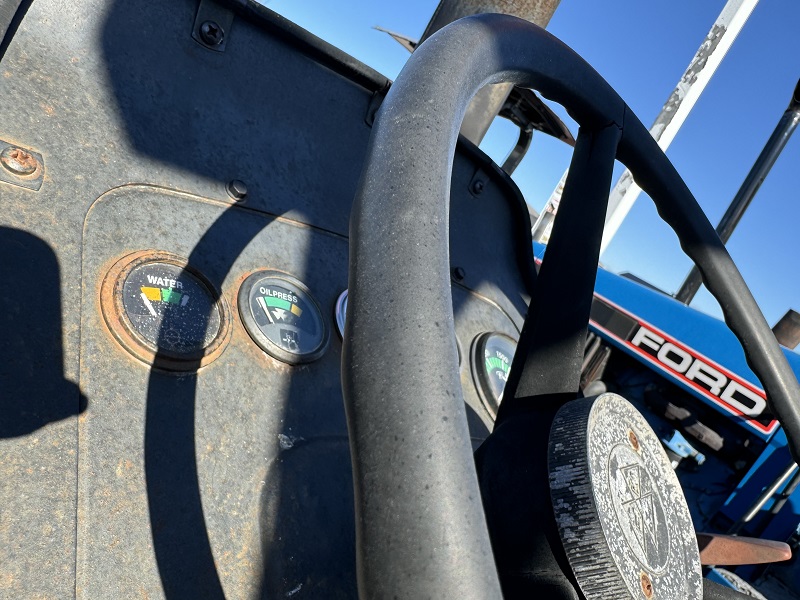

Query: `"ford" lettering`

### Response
(630, 326, 766, 417)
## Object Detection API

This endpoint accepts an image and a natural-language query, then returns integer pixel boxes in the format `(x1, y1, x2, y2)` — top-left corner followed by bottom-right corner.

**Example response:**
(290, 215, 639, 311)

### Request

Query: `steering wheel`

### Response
(341, 14, 800, 599)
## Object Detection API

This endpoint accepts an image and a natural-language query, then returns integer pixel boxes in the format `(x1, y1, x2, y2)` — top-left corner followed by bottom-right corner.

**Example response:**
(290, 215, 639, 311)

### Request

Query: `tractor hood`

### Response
(534, 243, 800, 440)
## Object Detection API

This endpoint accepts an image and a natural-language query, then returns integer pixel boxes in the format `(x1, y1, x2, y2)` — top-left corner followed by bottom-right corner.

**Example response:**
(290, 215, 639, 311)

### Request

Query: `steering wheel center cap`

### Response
(548, 393, 701, 599)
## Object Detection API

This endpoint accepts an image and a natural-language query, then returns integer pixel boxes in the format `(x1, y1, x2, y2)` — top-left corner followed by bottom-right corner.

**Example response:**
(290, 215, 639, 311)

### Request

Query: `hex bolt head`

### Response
(199, 20, 224, 46)
(452, 266, 466, 282)
(1, 147, 38, 176)
(226, 179, 248, 201)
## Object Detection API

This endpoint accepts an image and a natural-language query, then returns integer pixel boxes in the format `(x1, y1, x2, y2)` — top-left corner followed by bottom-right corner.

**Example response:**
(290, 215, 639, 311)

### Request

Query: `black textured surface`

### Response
(498, 124, 620, 424)
(475, 404, 581, 599)
(345, 11, 800, 598)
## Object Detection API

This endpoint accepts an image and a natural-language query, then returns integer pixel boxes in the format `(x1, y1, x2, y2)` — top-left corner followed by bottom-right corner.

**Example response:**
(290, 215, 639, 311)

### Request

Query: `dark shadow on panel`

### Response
(259, 436, 355, 599)
(99, 0, 378, 237)
(95, 1, 505, 598)
(92, 0, 365, 594)
(142, 201, 358, 598)
(0, 227, 86, 438)
(144, 207, 267, 600)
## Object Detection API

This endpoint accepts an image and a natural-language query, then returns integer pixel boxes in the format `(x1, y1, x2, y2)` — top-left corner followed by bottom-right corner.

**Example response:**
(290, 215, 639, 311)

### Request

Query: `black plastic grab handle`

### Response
(343, 13, 800, 599)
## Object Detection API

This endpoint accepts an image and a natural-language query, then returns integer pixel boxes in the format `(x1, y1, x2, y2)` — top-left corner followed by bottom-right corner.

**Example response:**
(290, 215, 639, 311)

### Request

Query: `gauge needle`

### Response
(141, 292, 158, 317)
(257, 296, 275, 323)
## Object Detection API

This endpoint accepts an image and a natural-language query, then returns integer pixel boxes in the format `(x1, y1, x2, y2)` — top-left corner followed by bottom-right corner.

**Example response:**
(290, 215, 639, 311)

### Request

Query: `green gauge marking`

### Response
(471, 332, 518, 419)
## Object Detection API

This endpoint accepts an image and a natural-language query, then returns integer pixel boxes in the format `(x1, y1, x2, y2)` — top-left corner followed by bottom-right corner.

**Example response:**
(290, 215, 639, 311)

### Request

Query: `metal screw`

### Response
(640, 572, 653, 599)
(199, 21, 224, 46)
(226, 179, 247, 201)
(452, 266, 466, 282)
(628, 430, 640, 452)
(1, 147, 38, 176)
(471, 179, 485, 195)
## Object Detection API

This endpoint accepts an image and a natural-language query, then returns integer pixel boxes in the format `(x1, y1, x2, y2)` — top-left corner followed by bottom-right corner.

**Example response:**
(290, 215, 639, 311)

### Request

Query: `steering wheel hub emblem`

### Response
(548, 393, 701, 599)
(609, 443, 670, 573)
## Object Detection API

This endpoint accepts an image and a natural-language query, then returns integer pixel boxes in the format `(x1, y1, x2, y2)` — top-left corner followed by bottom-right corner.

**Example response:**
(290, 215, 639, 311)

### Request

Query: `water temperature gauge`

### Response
(100, 251, 230, 371)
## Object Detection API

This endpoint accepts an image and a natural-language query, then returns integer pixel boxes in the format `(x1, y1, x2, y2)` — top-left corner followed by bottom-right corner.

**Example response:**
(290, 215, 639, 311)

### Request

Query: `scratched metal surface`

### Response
(76, 187, 517, 598)
(0, 0, 529, 597)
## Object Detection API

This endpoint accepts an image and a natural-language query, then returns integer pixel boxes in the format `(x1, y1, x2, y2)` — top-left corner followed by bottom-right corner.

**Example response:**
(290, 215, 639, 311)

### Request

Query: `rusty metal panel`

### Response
(75, 186, 517, 597)
(0, 0, 532, 596)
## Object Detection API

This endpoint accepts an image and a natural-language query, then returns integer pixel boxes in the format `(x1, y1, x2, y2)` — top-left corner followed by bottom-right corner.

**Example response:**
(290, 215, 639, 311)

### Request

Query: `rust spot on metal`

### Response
(697, 532, 792, 566)
(640, 572, 653, 599)
(0, 147, 39, 177)
(652, 23, 726, 139)
(628, 429, 640, 452)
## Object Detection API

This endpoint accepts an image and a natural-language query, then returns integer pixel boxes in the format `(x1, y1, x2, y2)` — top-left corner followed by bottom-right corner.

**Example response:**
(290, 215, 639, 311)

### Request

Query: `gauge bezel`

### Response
(238, 270, 330, 365)
(334, 289, 348, 339)
(100, 250, 231, 371)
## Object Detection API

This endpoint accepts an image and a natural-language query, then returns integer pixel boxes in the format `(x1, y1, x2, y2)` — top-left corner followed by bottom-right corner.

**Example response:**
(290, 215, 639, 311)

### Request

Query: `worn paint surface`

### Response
(0, 0, 531, 595)
(600, 0, 759, 250)
(550, 394, 702, 600)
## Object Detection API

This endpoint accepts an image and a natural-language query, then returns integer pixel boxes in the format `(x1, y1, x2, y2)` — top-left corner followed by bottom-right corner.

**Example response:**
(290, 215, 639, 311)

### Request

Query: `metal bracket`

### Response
(192, 0, 235, 53)
(0, 140, 44, 191)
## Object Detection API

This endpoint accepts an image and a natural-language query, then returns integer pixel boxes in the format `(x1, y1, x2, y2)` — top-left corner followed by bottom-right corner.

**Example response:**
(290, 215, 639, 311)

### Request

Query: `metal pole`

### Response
(676, 79, 800, 304)
(729, 462, 798, 534)
(534, 0, 759, 246)
(769, 467, 800, 517)
(418, 0, 561, 145)
(597, 0, 759, 252)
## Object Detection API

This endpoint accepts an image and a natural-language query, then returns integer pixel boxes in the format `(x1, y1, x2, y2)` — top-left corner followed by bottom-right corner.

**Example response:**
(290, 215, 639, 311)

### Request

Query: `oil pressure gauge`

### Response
(239, 271, 329, 364)
(471, 332, 517, 419)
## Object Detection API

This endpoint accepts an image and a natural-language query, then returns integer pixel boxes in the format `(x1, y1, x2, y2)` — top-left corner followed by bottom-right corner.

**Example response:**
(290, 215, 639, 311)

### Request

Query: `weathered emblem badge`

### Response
(548, 393, 701, 599)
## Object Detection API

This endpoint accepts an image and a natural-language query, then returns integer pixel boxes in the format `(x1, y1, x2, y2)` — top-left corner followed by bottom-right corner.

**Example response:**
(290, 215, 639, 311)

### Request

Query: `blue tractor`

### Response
(553, 79, 800, 598)
(1, 0, 799, 597)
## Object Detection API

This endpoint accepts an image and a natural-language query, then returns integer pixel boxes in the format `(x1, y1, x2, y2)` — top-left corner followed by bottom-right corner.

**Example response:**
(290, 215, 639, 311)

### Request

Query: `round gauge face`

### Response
(121, 262, 221, 355)
(471, 332, 517, 419)
(101, 251, 229, 371)
(239, 271, 329, 364)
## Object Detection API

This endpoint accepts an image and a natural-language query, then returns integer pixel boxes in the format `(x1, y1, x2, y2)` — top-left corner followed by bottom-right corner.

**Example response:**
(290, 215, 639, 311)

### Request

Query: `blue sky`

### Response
(268, 0, 800, 327)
